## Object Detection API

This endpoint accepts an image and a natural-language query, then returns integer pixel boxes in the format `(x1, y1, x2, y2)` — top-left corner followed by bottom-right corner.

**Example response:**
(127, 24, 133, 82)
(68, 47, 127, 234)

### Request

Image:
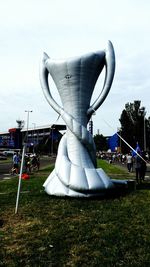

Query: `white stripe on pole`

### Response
(15, 145, 26, 214)
(15, 110, 32, 214)
(116, 133, 147, 164)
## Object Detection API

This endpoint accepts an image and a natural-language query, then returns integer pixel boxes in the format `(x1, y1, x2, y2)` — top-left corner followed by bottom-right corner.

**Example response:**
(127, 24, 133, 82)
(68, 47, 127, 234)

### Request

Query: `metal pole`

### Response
(15, 145, 26, 214)
(15, 110, 32, 214)
(120, 130, 122, 153)
(25, 110, 32, 148)
(139, 107, 146, 151)
(32, 123, 36, 153)
(144, 114, 146, 151)
(119, 128, 122, 153)
(117, 127, 122, 153)
(51, 128, 53, 155)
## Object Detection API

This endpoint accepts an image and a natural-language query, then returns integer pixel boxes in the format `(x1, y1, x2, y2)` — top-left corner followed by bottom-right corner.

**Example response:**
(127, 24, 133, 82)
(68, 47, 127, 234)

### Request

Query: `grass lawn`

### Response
(1, 160, 150, 266)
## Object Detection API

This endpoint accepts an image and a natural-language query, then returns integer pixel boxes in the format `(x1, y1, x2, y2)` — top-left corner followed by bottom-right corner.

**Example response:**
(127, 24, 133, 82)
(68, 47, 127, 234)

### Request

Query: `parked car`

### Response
(2, 151, 15, 157)
(0, 153, 7, 160)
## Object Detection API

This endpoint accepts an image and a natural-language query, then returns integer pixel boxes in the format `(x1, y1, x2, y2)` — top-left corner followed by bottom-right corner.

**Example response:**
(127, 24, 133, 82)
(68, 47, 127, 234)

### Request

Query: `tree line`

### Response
(94, 100, 150, 154)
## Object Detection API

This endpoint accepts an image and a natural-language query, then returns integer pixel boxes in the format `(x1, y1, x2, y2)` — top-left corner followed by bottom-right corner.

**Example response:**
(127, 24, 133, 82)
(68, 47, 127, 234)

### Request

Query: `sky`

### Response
(0, 0, 150, 136)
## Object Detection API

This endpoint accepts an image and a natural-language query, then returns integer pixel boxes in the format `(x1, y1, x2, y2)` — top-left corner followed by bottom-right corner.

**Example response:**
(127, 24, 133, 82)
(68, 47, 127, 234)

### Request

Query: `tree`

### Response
(119, 100, 150, 153)
(94, 134, 108, 152)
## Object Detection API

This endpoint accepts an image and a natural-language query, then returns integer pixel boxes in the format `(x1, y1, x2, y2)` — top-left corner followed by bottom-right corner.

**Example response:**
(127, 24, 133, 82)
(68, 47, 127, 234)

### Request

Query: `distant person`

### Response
(126, 153, 133, 172)
(25, 155, 31, 173)
(134, 153, 142, 184)
(122, 154, 126, 164)
(12, 152, 20, 174)
(31, 154, 40, 171)
(36, 154, 40, 170)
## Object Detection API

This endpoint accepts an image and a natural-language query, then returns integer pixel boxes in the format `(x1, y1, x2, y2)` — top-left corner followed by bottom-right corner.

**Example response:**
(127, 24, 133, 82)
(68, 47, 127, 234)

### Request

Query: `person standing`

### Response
(126, 153, 133, 172)
(12, 152, 20, 174)
(134, 154, 142, 184)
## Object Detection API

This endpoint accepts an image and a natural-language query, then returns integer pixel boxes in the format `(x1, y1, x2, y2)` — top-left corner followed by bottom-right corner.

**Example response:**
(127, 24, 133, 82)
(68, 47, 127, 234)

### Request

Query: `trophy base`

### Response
(43, 167, 130, 197)
(43, 134, 135, 197)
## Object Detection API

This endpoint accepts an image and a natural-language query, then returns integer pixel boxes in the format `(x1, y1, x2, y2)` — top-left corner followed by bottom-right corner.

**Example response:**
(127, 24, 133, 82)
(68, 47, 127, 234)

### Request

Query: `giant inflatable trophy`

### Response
(40, 41, 127, 197)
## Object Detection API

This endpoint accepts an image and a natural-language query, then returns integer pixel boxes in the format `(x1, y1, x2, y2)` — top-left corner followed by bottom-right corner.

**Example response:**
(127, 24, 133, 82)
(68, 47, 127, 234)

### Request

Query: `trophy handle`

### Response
(87, 41, 115, 117)
(39, 52, 63, 115)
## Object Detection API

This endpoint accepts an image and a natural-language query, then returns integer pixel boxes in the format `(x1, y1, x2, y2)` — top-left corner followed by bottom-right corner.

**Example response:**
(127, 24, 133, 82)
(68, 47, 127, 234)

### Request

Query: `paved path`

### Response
(0, 156, 56, 181)
(1, 157, 150, 181)
(114, 160, 150, 181)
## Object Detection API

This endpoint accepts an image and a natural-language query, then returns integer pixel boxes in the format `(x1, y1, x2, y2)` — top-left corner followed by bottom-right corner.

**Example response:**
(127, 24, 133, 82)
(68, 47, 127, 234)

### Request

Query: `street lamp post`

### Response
(25, 110, 33, 146)
(143, 112, 146, 151)
(117, 127, 122, 153)
(139, 107, 146, 151)
(32, 123, 36, 153)
(51, 126, 55, 156)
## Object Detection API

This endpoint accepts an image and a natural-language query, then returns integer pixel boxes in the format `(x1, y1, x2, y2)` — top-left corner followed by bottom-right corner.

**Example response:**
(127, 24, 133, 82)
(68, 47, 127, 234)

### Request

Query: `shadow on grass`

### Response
(47, 187, 135, 202)
(136, 182, 150, 190)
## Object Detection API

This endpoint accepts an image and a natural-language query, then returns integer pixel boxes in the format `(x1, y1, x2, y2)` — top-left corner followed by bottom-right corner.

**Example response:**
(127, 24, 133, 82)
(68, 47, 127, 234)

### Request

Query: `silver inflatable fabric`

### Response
(40, 41, 125, 197)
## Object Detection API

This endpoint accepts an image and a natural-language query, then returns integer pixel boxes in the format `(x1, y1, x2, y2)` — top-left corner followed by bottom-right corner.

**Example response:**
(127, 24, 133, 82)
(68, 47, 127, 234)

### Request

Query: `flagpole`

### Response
(103, 119, 148, 164)
(116, 133, 147, 164)
(15, 110, 32, 214)
(15, 145, 26, 214)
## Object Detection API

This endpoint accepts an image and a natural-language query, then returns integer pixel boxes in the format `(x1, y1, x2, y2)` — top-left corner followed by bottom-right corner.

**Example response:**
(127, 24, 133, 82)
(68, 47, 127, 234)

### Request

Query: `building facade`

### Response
(0, 124, 66, 154)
